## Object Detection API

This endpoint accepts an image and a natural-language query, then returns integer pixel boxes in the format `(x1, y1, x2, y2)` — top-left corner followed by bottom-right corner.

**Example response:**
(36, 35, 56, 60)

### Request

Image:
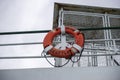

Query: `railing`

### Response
(0, 27, 120, 67)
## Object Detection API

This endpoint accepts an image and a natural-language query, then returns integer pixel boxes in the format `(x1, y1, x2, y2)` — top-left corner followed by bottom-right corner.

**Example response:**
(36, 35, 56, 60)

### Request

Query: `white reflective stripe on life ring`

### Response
(74, 30, 79, 33)
(44, 45, 53, 53)
(72, 44, 82, 52)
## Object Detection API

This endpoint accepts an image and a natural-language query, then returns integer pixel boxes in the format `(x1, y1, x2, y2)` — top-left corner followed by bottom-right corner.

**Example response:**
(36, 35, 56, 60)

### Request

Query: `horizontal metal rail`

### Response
(0, 42, 43, 46)
(0, 30, 50, 35)
(0, 53, 120, 59)
(79, 26, 120, 31)
(0, 39, 120, 46)
(0, 27, 120, 35)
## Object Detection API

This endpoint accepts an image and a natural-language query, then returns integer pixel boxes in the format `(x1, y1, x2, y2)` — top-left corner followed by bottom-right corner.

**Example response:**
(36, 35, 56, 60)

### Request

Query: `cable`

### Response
(70, 48, 84, 63)
(70, 53, 81, 63)
(111, 55, 120, 66)
(41, 51, 70, 67)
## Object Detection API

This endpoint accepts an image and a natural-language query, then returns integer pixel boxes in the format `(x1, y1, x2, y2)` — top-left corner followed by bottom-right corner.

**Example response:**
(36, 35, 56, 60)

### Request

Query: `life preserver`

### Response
(43, 26, 84, 59)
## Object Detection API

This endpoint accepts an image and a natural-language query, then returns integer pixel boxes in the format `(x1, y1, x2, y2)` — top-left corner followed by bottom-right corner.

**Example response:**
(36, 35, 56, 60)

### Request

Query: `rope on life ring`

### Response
(43, 26, 84, 59)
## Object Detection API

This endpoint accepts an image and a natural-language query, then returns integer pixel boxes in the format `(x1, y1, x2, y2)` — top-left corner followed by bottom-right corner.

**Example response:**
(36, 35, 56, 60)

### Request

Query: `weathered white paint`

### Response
(0, 67, 120, 80)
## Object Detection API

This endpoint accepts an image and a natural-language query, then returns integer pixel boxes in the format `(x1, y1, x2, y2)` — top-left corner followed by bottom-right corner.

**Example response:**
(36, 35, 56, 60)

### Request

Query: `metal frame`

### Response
(59, 9, 120, 67)
(0, 29, 120, 67)
(0, 31, 120, 67)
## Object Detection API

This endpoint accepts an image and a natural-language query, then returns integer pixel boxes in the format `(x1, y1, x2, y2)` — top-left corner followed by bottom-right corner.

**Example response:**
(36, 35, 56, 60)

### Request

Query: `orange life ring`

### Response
(43, 26, 84, 59)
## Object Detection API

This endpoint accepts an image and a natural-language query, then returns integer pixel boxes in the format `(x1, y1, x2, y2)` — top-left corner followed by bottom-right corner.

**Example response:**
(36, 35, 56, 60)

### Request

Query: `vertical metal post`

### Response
(93, 44, 98, 66)
(55, 8, 63, 67)
(103, 14, 109, 66)
(87, 51, 91, 67)
(55, 8, 67, 67)
(107, 16, 113, 66)
(78, 59, 81, 67)
(112, 39, 117, 66)
(91, 43, 95, 66)
(104, 13, 112, 66)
